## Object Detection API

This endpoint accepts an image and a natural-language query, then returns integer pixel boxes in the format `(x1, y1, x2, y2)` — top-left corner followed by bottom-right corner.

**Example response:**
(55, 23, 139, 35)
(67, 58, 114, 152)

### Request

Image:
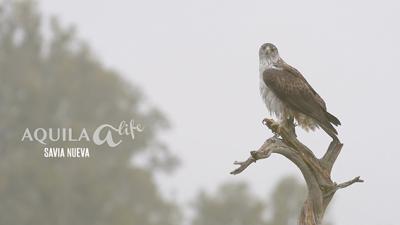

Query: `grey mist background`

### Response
(3, 0, 400, 224)
(39, 0, 400, 224)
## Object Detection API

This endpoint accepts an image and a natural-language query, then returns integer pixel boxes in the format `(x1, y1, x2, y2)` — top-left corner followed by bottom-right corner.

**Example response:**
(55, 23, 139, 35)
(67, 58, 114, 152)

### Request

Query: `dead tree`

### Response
(231, 118, 363, 225)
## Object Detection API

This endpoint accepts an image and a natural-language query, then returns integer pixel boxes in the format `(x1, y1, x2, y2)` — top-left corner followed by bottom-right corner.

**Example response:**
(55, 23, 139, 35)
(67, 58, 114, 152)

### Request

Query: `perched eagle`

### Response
(259, 43, 341, 141)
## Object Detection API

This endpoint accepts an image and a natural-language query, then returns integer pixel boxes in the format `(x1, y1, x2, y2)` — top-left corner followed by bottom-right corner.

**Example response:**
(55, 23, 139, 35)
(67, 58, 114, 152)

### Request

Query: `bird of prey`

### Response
(259, 43, 341, 141)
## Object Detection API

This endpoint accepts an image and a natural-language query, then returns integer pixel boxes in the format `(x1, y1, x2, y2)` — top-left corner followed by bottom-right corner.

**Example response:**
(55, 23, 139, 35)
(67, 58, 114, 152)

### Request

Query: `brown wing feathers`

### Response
(263, 68, 340, 140)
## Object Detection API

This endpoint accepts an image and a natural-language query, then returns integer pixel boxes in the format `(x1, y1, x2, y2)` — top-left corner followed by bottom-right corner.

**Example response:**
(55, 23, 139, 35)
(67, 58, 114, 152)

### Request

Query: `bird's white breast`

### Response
(259, 61, 285, 119)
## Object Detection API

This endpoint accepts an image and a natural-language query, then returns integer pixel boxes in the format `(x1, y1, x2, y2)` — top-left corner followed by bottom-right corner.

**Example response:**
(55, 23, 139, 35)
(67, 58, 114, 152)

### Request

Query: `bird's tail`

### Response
(319, 122, 339, 142)
(326, 111, 341, 126)
(314, 110, 341, 141)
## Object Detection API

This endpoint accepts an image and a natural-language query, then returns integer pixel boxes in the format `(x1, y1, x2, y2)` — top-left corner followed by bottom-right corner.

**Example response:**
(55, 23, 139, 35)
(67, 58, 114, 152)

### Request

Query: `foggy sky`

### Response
(39, 1, 400, 224)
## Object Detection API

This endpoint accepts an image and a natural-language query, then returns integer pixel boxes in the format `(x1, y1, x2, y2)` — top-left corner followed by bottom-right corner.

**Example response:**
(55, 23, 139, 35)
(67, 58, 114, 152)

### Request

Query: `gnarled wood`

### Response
(231, 118, 363, 225)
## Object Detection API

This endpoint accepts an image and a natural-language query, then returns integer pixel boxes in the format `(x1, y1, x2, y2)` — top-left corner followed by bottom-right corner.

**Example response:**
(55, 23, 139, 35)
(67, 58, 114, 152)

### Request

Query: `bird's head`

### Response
(259, 43, 280, 64)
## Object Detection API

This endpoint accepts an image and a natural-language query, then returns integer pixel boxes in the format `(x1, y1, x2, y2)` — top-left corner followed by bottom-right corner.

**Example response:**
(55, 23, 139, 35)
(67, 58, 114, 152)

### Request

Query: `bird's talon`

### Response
(262, 118, 274, 126)
(271, 123, 280, 133)
(262, 118, 268, 126)
(262, 118, 282, 134)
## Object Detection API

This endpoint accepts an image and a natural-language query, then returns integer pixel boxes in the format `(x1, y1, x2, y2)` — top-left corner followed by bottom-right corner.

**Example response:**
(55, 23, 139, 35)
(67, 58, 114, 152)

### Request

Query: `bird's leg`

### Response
(285, 116, 297, 137)
(262, 118, 281, 135)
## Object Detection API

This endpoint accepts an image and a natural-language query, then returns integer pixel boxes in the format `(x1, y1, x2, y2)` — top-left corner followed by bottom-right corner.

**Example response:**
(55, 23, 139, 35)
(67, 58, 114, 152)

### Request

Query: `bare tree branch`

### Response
(321, 140, 343, 173)
(336, 176, 364, 189)
(231, 137, 282, 175)
(231, 118, 363, 225)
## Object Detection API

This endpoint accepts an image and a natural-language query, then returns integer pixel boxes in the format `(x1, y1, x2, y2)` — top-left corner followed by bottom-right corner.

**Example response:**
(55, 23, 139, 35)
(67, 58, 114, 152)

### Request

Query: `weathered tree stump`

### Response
(231, 118, 362, 225)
